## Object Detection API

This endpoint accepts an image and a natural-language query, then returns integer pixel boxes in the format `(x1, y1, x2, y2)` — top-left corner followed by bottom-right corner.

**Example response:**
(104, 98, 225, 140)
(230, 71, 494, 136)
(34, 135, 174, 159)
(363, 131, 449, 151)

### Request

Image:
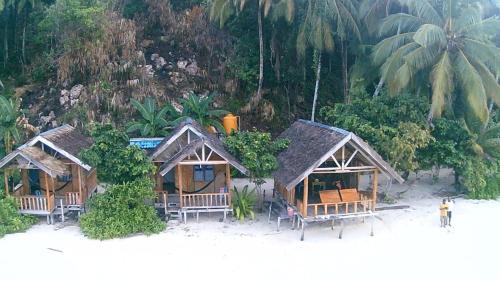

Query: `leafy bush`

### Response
(0, 192, 37, 238)
(320, 91, 432, 176)
(80, 179, 166, 240)
(462, 158, 500, 200)
(232, 185, 256, 222)
(80, 124, 156, 184)
(225, 130, 289, 180)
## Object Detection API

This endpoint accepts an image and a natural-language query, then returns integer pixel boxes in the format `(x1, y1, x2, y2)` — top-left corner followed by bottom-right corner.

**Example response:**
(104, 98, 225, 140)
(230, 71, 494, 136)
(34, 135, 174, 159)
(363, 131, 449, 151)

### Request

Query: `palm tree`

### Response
(373, 0, 500, 125)
(175, 92, 228, 134)
(296, 0, 361, 121)
(126, 98, 176, 137)
(0, 96, 35, 153)
(210, 0, 294, 112)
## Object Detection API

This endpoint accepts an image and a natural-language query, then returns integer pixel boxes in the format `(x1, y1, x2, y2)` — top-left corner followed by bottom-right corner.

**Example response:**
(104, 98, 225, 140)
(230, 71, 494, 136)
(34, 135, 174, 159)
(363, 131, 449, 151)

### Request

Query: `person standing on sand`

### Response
(447, 197, 454, 227)
(439, 199, 448, 227)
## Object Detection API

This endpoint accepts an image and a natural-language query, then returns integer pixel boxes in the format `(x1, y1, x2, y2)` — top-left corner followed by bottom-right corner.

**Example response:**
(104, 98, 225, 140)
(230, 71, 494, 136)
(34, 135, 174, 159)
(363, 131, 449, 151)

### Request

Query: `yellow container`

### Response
(223, 113, 240, 134)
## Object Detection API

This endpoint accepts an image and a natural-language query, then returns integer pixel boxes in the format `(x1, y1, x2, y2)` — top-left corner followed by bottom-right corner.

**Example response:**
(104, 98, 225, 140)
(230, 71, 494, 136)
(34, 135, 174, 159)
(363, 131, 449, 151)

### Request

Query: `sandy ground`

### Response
(1, 171, 499, 281)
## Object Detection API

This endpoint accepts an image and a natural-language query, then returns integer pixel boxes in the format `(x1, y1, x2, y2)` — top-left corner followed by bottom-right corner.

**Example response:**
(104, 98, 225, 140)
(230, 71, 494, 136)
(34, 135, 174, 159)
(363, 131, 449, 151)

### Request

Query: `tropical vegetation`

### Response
(0, 0, 499, 200)
(232, 185, 257, 221)
(80, 178, 166, 240)
(0, 190, 37, 238)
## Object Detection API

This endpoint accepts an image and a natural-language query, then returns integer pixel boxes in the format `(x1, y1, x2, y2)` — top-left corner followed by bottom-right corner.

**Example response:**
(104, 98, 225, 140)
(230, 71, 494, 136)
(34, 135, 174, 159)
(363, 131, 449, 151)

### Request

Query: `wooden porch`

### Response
(155, 190, 232, 222)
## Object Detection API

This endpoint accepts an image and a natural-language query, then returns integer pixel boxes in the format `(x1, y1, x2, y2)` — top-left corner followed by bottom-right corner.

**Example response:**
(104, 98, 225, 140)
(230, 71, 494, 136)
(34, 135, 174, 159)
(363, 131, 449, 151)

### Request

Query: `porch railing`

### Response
(298, 198, 373, 218)
(181, 193, 231, 209)
(15, 194, 55, 213)
(65, 192, 81, 206)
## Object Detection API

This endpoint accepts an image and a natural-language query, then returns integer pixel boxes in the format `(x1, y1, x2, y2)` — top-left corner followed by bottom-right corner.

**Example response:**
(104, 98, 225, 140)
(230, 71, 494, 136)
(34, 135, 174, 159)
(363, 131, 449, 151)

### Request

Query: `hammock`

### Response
(174, 172, 225, 194)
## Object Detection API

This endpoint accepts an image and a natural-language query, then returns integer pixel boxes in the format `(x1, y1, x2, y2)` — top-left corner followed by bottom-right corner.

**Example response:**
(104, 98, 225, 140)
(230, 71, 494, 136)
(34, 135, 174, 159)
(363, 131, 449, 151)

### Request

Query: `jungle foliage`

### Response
(80, 124, 156, 184)
(0, 0, 499, 199)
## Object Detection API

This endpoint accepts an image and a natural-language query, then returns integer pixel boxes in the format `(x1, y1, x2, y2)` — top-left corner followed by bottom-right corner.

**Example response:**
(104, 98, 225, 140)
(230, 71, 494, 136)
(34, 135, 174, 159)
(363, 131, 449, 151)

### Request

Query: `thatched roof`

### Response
(151, 118, 248, 176)
(150, 118, 219, 159)
(273, 120, 404, 190)
(159, 138, 248, 176)
(0, 146, 69, 177)
(39, 124, 93, 157)
(0, 125, 93, 173)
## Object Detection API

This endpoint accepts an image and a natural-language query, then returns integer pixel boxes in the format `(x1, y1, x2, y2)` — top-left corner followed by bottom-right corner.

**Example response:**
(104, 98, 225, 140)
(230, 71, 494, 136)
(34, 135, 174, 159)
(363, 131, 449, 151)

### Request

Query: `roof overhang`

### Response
(25, 135, 92, 171)
(0, 147, 70, 177)
(159, 139, 248, 177)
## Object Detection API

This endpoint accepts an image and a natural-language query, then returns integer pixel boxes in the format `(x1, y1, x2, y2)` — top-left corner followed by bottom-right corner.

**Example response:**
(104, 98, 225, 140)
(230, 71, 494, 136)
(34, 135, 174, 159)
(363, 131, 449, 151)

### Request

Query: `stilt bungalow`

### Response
(0, 125, 97, 223)
(149, 118, 248, 222)
(272, 120, 404, 240)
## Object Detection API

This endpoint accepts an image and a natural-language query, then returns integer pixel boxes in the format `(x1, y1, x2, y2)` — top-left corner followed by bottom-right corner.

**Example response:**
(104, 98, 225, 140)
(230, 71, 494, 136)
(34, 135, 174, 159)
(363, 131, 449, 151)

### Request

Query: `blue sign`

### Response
(129, 138, 163, 149)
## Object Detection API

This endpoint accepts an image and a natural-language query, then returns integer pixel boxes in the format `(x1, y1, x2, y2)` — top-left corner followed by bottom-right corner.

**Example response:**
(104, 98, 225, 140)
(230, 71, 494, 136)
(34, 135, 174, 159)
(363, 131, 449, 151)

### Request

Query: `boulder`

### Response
(69, 84, 84, 99)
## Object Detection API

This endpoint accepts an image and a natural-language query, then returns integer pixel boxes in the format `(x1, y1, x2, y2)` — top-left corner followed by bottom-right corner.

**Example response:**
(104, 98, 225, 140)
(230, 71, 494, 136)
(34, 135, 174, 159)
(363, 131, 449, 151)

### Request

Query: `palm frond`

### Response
(380, 42, 419, 81)
(378, 13, 424, 37)
(471, 59, 500, 108)
(454, 5, 481, 32)
(404, 44, 440, 71)
(454, 50, 489, 125)
(399, 0, 443, 26)
(462, 38, 500, 75)
(429, 51, 454, 119)
(372, 32, 415, 66)
(413, 24, 446, 48)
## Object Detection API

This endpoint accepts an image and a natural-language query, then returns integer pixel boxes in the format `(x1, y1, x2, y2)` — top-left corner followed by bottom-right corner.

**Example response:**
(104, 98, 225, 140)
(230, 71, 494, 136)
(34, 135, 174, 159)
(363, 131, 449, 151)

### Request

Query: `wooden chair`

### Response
(339, 188, 361, 202)
(319, 190, 342, 204)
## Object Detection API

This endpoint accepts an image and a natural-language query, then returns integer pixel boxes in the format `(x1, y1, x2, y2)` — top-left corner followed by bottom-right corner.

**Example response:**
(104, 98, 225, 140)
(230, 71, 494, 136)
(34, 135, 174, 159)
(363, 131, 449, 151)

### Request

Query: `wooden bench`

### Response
(319, 190, 342, 203)
(339, 188, 361, 202)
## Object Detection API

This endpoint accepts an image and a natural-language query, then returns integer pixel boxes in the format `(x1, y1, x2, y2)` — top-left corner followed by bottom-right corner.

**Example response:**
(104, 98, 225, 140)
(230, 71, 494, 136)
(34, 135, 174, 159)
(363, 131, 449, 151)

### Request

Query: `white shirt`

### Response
(447, 200, 454, 212)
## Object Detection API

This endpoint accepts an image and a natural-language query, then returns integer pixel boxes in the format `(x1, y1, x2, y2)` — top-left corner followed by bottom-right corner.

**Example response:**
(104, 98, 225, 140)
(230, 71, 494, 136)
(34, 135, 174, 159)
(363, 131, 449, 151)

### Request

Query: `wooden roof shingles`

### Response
(273, 120, 404, 190)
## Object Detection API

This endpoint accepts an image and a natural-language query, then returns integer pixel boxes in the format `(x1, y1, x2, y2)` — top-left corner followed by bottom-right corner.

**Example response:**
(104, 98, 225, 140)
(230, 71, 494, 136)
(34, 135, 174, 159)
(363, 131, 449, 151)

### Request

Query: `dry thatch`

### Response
(273, 120, 404, 190)
(39, 124, 93, 156)
(0, 146, 69, 177)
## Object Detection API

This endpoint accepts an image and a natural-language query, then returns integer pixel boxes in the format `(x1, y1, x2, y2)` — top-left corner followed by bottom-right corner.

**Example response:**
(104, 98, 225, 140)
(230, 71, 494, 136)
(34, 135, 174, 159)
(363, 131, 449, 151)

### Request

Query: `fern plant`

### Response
(232, 185, 256, 222)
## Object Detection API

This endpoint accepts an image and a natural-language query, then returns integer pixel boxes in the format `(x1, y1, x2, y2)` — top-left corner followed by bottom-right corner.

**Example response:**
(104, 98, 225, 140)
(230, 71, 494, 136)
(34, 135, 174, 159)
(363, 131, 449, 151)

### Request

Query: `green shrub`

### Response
(80, 179, 166, 240)
(0, 192, 37, 238)
(80, 124, 156, 184)
(462, 158, 500, 200)
(232, 185, 256, 222)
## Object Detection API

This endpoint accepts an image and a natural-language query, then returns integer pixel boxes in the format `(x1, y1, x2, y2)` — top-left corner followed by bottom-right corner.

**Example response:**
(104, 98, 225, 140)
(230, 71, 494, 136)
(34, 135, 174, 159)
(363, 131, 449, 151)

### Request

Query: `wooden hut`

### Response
(0, 125, 97, 223)
(149, 118, 248, 222)
(273, 120, 404, 239)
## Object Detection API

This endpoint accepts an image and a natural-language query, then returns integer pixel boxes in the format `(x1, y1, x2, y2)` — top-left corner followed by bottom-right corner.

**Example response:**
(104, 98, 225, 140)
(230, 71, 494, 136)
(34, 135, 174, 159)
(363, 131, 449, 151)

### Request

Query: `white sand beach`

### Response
(1, 171, 499, 281)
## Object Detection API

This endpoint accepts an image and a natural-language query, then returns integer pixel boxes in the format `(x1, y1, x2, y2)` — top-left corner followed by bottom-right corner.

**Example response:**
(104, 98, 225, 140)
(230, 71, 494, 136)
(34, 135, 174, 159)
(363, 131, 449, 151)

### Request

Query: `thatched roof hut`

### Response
(273, 120, 403, 190)
(150, 118, 248, 176)
(0, 124, 93, 173)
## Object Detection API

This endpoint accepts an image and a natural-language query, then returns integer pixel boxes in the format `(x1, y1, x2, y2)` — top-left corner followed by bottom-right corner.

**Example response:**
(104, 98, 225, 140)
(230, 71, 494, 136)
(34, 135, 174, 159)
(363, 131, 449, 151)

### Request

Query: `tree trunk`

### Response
(3, 12, 8, 70)
(257, 2, 264, 103)
(341, 40, 349, 103)
(311, 51, 322, 122)
(373, 77, 384, 97)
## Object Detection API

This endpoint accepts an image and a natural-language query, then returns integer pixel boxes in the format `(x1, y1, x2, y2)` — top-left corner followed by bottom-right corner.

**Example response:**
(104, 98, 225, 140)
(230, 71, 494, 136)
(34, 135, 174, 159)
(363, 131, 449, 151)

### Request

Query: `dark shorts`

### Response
(447, 211, 452, 219)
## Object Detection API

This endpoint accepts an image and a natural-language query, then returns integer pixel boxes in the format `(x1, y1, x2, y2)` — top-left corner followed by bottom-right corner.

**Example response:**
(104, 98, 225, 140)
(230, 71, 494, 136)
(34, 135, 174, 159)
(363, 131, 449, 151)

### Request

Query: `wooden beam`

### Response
(178, 161, 229, 165)
(225, 164, 231, 205)
(303, 176, 309, 216)
(314, 166, 376, 171)
(21, 169, 30, 195)
(44, 172, 50, 210)
(177, 165, 183, 208)
(77, 166, 82, 204)
(345, 150, 359, 167)
(372, 169, 378, 211)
